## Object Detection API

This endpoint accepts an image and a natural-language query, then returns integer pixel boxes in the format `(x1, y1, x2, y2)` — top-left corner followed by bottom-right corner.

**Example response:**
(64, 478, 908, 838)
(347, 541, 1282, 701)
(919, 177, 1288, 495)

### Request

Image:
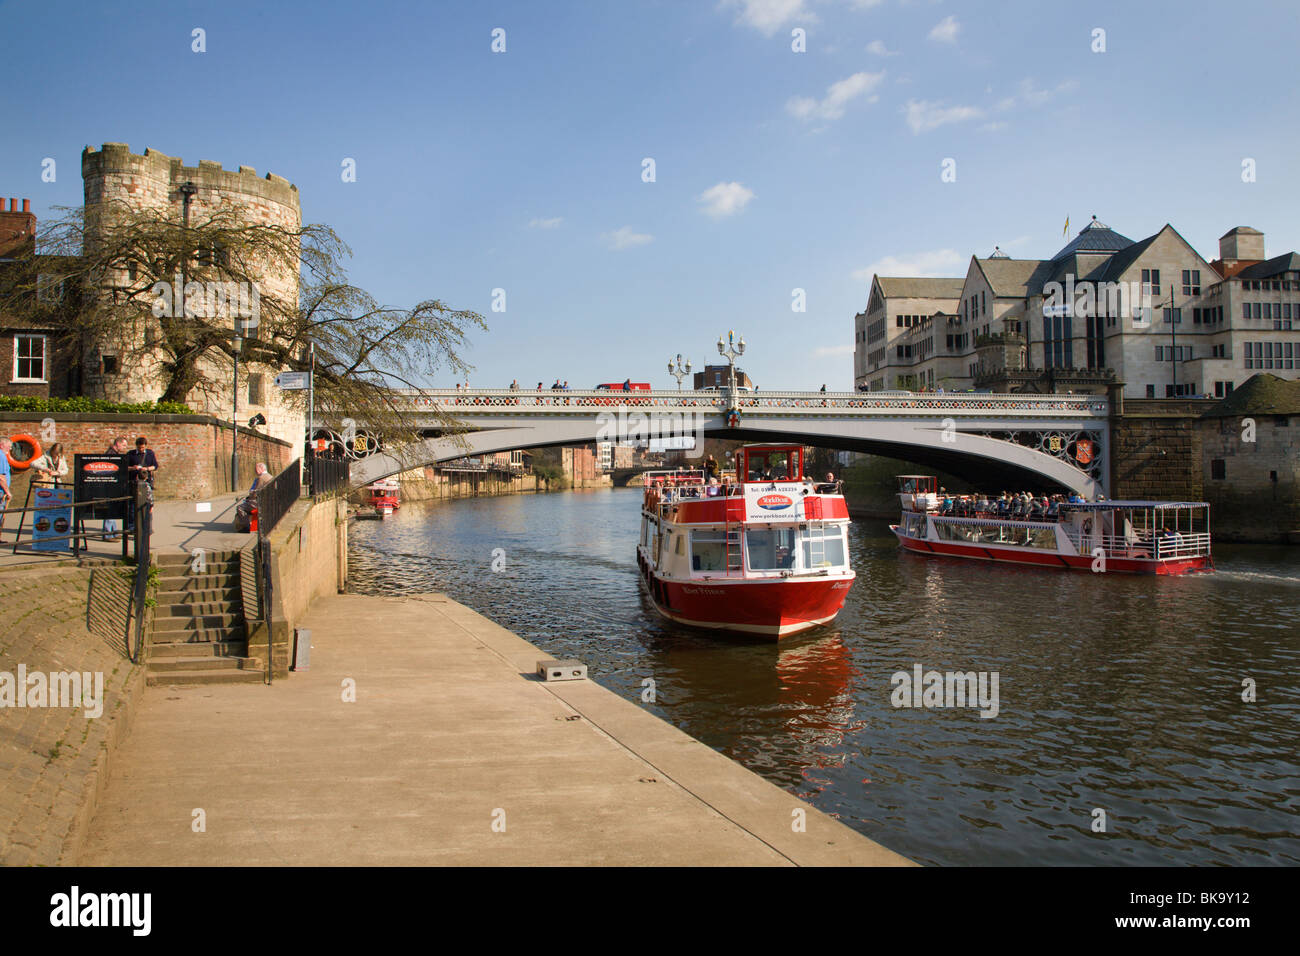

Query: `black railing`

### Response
(305, 451, 350, 499)
(255, 459, 302, 538)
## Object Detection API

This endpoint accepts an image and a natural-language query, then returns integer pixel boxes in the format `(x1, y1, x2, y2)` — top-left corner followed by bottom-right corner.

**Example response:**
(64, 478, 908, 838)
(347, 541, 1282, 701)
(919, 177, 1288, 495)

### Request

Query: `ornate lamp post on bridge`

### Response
(668, 353, 692, 390)
(717, 330, 745, 409)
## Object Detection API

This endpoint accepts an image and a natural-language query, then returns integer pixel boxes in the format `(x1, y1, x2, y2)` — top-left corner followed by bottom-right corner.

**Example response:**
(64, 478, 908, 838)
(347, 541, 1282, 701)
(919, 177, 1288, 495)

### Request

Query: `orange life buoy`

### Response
(6, 434, 41, 470)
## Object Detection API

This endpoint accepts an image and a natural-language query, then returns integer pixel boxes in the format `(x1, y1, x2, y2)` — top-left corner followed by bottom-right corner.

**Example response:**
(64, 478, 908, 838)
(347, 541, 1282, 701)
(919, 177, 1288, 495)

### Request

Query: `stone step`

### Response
(154, 606, 241, 621)
(154, 550, 244, 566)
(148, 656, 258, 673)
(155, 574, 241, 592)
(151, 612, 241, 633)
(149, 640, 249, 658)
(150, 626, 247, 645)
(146, 669, 265, 687)
(152, 560, 241, 578)
(154, 588, 242, 606)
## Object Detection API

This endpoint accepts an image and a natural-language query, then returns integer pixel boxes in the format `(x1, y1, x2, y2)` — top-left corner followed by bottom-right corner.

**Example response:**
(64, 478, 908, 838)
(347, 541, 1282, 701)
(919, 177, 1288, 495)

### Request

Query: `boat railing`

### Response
(1062, 527, 1212, 559)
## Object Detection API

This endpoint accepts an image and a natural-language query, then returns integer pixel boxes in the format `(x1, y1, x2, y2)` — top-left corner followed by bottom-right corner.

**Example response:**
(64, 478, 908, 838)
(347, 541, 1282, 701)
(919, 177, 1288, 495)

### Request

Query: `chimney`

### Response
(1219, 226, 1265, 265)
(0, 196, 37, 258)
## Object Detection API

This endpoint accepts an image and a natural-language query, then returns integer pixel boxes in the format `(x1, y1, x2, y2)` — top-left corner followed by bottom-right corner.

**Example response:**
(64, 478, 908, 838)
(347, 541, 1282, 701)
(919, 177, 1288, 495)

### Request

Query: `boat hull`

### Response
(891, 526, 1212, 575)
(638, 556, 854, 638)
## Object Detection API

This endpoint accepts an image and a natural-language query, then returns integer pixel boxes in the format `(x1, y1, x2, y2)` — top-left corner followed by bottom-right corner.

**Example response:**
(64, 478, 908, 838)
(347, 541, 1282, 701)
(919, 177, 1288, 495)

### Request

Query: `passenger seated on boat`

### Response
(778, 548, 794, 569)
(706, 478, 721, 496)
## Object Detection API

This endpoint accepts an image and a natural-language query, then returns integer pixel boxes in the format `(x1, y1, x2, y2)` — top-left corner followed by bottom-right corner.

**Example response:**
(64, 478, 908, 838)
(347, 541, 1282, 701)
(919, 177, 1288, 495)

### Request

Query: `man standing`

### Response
(0, 438, 12, 531)
(103, 436, 130, 540)
(125, 436, 159, 530)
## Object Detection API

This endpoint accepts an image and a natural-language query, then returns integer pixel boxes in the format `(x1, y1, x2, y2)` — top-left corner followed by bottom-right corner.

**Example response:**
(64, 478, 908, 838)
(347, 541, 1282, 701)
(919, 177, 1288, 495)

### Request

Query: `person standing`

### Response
(30, 442, 69, 485)
(125, 436, 159, 530)
(102, 436, 130, 540)
(0, 438, 12, 528)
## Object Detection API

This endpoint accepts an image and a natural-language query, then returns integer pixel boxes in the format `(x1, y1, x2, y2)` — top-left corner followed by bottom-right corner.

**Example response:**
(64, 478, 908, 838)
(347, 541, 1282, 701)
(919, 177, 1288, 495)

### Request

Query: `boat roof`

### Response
(1062, 501, 1208, 510)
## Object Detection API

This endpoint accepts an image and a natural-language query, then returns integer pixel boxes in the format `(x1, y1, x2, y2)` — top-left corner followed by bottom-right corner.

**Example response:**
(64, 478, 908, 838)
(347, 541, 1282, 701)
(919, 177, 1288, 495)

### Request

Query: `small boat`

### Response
(890, 475, 1213, 574)
(368, 478, 401, 518)
(636, 444, 857, 638)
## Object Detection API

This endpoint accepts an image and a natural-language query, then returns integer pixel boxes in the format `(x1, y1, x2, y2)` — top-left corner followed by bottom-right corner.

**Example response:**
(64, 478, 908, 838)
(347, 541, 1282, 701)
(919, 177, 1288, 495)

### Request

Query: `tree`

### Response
(0, 200, 486, 446)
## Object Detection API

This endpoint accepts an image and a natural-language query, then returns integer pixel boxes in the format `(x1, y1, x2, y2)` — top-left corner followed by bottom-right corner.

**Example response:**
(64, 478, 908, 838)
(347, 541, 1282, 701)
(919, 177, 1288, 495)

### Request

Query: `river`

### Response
(346, 487, 1300, 866)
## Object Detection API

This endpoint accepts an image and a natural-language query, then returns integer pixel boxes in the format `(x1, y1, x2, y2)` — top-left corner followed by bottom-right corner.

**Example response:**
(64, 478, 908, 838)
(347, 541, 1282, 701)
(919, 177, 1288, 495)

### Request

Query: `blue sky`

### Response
(4, 0, 1299, 389)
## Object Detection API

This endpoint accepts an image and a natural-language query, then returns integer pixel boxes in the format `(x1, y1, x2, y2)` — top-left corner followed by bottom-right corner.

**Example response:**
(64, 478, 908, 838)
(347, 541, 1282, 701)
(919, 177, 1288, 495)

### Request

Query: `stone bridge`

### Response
(334, 388, 1111, 498)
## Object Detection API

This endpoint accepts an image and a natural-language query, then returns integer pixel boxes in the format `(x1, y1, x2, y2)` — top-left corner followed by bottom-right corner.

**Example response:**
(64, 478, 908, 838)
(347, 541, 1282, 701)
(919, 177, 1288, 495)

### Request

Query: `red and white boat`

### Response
(368, 478, 401, 518)
(890, 475, 1213, 574)
(636, 444, 856, 638)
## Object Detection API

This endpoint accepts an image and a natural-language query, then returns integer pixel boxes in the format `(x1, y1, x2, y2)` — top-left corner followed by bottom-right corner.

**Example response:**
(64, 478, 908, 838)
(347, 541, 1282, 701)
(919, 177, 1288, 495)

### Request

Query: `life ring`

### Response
(5, 434, 41, 470)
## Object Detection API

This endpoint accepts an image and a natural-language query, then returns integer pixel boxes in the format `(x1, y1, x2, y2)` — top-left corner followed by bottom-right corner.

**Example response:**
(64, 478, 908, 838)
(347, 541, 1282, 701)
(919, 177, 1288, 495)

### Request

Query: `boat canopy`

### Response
(741, 445, 804, 483)
(1061, 501, 1208, 510)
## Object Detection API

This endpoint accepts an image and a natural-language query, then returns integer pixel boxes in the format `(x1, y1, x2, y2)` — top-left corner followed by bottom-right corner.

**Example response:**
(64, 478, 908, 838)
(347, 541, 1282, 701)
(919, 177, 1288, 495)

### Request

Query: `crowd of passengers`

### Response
(935, 489, 1088, 520)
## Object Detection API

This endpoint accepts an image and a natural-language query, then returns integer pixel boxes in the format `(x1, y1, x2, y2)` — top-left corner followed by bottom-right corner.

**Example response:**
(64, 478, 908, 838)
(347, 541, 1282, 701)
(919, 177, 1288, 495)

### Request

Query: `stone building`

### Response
(854, 219, 1300, 400)
(692, 364, 755, 390)
(76, 143, 305, 449)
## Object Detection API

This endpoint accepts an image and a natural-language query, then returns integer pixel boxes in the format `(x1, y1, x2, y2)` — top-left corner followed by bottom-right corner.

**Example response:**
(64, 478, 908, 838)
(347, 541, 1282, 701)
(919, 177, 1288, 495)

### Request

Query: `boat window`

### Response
(934, 519, 1057, 550)
(746, 527, 797, 570)
(691, 530, 728, 571)
(801, 525, 846, 568)
(675, 535, 685, 556)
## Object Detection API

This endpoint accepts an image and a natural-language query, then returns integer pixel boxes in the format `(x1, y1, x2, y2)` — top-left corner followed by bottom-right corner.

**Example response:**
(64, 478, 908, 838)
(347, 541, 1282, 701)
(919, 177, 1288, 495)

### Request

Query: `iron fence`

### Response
(305, 451, 350, 498)
(255, 459, 302, 537)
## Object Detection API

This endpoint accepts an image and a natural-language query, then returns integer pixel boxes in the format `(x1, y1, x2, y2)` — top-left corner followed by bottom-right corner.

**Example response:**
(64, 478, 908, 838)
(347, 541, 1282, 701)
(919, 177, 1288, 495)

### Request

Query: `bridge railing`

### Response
(388, 389, 1109, 417)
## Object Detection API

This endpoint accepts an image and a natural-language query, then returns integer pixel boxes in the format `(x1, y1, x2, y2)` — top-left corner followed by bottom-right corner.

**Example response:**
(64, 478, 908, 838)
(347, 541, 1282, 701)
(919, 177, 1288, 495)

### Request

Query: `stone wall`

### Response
(0, 563, 143, 865)
(0, 413, 292, 503)
(1109, 405, 1205, 502)
(393, 467, 540, 502)
(247, 497, 347, 678)
(1199, 414, 1300, 541)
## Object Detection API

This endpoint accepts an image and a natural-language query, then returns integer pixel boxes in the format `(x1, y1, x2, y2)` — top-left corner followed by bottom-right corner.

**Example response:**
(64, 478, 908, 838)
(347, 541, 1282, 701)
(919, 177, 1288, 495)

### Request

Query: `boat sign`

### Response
(743, 483, 804, 522)
(275, 371, 310, 390)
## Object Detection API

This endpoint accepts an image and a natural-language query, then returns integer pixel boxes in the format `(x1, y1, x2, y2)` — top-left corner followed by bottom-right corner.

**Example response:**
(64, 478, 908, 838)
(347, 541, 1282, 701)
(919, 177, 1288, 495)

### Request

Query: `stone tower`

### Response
(80, 143, 304, 451)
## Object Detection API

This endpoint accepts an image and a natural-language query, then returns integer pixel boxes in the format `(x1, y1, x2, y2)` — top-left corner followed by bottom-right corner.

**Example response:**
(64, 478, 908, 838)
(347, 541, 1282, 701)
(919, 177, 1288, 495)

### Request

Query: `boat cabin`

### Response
(742, 445, 804, 483)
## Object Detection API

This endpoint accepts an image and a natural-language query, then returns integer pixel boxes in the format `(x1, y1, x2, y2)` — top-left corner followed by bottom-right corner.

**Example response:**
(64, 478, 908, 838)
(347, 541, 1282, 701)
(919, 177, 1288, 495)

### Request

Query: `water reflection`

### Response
(348, 488, 1300, 866)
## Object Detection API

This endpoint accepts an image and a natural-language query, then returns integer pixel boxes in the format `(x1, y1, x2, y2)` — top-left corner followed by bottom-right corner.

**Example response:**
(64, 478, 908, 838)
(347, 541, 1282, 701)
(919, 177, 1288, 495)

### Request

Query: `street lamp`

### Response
(668, 353, 692, 390)
(232, 319, 242, 489)
(717, 330, 745, 406)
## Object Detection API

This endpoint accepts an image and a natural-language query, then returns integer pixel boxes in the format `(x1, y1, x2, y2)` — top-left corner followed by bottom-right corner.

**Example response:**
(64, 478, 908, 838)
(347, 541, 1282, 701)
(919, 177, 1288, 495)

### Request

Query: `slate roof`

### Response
(975, 257, 1054, 298)
(875, 277, 966, 299)
(1201, 373, 1300, 418)
(1050, 218, 1134, 262)
(1235, 252, 1300, 280)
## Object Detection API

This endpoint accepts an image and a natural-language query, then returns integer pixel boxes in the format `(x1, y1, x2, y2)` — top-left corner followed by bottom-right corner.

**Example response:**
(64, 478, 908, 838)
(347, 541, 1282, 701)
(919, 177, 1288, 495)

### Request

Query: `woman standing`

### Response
(30, 442, 69, 485)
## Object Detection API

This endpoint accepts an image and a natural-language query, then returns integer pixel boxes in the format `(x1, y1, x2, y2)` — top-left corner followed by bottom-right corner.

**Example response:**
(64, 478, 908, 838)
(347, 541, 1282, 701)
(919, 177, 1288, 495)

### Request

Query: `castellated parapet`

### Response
(79, 143, 305, 452)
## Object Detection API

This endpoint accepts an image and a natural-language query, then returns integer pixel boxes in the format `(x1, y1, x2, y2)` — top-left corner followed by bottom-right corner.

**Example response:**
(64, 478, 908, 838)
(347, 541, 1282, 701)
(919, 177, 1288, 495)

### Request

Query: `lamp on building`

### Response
(668, 353, 692, 390)
(248, 413, 266, 429)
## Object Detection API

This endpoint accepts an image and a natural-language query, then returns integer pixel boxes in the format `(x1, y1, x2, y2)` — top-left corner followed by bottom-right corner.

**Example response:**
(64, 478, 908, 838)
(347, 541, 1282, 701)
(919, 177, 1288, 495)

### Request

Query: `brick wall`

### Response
(1110, 411, 1204, 502)
(0, 413, 292, 505)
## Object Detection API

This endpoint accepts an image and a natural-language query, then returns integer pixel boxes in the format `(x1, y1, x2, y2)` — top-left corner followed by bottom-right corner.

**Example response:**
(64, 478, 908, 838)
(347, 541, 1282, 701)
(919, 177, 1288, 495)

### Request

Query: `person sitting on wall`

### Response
(234, 462, 273, 533)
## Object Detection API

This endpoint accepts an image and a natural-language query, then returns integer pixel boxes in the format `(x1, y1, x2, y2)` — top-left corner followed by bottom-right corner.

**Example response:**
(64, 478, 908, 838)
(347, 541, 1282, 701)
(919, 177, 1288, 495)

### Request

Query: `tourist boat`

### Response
(890, 476, 1213, 574)
(636, 444, 856, 638)
(368, 478, 401, 518)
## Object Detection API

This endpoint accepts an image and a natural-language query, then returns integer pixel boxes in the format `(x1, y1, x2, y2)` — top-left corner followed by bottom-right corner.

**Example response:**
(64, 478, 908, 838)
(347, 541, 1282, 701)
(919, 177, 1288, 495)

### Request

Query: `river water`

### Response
(347, 488, 1300, 866)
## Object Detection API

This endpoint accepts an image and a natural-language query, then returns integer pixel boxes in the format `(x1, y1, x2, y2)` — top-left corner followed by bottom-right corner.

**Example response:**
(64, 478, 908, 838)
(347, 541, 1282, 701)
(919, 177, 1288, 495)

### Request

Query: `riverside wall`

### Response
(0, 563, 143, 865)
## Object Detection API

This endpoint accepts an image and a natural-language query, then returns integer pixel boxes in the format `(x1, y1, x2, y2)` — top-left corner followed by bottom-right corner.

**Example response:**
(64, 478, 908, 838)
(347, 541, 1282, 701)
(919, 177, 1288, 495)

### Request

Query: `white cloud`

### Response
(698, 181, 756, 219)
(902, 98, 984, 134)
(866, 39, 900, 56)
(995, 78, 1078, 112)
(853, 248, 966, 281)
(979, 120, 1008, 132)
(787, 70, 885, 122)
(603, 226, 653, 250)
(528, 217, 563, 229)
(928, 15, 960, 44)
(723, 0, 812, 36)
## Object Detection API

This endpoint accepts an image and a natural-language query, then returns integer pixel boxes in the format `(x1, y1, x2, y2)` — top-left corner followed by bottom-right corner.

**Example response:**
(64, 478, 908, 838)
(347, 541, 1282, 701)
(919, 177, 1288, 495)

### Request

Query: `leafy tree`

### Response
(0, 201, 486, 447)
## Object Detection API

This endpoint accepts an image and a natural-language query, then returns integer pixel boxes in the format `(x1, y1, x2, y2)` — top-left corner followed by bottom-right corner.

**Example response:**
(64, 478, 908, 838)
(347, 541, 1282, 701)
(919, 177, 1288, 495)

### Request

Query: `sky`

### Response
(4, 0, 1300, 390)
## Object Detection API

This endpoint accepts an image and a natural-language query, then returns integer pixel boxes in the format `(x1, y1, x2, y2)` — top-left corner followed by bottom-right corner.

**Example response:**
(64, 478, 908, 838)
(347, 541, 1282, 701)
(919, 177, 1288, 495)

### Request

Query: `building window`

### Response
(1145, 384, 1156, 398)
(1214, 381, 1235, 397)
(1182, 269, 1200, 296)
(1141, 269, 1160, 296)
(1211, 459, 1225, 480)
(1162, 307, 1182, 324)
(13, 334, 47, 382)
(101, 354, 118, 375)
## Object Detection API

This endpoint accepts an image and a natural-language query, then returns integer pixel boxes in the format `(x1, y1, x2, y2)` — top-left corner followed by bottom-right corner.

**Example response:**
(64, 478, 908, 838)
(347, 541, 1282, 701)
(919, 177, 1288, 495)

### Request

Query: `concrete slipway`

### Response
(80, 592, 912, 866)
